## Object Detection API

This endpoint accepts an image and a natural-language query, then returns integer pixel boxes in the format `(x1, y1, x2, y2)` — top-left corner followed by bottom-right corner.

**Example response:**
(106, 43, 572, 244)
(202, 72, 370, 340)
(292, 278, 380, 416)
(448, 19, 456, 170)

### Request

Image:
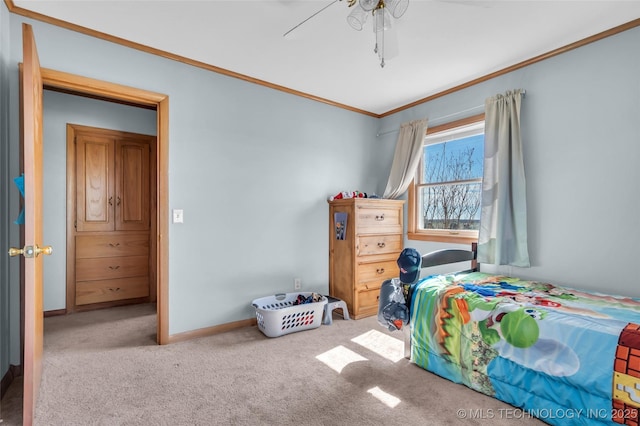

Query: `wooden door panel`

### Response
(76, 135, 114, 232)
(21, 22, 44, 426)
(84, 141, 111, 222)
(116, 141, 149, 231)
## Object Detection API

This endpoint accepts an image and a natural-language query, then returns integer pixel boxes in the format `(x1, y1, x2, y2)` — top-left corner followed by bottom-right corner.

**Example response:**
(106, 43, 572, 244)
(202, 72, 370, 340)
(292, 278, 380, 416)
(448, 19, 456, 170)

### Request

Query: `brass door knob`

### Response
(8, 245, 53, 258)
(35, 245, 53, 256)
(8, 247, 24, 257)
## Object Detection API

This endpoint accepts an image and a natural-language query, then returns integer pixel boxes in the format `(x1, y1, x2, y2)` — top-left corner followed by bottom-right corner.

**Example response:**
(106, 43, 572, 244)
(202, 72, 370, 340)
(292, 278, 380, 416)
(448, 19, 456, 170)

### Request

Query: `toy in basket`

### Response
(252, 292, 327, 338)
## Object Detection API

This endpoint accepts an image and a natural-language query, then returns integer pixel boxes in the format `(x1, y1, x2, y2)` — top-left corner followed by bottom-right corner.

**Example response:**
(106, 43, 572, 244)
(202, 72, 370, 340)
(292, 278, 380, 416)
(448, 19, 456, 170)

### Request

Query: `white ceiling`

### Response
(13, 0, 640, 115)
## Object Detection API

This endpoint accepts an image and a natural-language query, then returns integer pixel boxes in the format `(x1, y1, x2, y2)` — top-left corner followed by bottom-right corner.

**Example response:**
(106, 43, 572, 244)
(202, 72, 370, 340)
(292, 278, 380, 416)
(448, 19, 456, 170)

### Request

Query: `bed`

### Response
(392, 245, 640, 425)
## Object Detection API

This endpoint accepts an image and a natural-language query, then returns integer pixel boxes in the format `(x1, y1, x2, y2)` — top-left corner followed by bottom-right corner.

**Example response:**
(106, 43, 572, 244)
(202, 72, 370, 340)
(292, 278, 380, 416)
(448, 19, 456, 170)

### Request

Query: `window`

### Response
(408, 114, 484, 244)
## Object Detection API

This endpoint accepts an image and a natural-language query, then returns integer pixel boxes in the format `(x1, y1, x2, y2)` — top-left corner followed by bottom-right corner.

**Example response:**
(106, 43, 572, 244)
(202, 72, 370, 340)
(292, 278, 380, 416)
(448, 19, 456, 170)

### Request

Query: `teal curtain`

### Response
(478, 89, 530, 267)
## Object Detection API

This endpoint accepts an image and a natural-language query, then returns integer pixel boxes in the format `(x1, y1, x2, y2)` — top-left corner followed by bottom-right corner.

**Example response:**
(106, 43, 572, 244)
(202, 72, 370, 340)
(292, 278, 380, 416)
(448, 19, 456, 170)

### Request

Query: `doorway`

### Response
(40, 68, 169, 344)
(10, 25, 169, 424)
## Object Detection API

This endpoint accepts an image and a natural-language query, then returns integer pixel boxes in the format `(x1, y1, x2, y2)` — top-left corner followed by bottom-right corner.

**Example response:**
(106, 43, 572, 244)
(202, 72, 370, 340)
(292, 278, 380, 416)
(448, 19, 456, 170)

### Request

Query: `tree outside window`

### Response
(408, 115, 484, 244)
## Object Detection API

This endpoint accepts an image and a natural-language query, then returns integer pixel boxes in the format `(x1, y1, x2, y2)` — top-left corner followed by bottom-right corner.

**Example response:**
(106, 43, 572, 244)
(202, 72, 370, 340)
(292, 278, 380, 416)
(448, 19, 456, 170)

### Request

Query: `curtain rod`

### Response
(376, 89, 526, 137)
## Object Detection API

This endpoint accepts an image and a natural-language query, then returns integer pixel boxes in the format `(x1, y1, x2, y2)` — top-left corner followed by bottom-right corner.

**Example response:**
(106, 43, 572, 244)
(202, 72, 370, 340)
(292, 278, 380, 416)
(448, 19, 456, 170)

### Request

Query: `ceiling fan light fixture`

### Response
(347, 4, 369, 31)
(386, 0, 409, 19)
(372, 7, 392, 33)
(348, 0, 409, 67)
(375, 28, 385, 68)
(359, 0, 379, 12)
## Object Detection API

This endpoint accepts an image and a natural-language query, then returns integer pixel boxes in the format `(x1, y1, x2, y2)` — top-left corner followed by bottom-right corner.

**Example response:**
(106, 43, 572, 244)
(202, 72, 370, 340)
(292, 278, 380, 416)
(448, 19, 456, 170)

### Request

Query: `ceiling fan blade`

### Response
(283, 0, 341, 38)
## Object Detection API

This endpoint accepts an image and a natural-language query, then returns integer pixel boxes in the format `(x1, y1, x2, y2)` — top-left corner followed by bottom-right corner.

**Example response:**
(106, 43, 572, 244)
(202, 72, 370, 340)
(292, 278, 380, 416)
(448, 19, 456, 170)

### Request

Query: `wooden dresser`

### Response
(70, 125, 154, 310)
(328, 198, 405, 319)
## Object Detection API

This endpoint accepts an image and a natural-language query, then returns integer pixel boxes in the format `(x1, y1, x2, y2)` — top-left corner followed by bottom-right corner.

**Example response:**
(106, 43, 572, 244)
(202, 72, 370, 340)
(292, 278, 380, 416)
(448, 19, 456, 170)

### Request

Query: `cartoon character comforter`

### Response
(409, 272, 640, 425)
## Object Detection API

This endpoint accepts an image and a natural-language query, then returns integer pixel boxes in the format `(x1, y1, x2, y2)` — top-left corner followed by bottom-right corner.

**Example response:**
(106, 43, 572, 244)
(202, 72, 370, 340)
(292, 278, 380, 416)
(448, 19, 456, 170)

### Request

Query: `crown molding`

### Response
(5, 1, 640, 118)
(4, 0, 378, 118)
(380, 17, 640, 118)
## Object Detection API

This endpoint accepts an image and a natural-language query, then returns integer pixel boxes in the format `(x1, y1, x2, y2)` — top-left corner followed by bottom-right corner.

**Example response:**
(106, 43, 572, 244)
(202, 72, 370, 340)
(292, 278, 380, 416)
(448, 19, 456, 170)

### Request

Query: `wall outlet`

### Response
(294, 278, 301, 290)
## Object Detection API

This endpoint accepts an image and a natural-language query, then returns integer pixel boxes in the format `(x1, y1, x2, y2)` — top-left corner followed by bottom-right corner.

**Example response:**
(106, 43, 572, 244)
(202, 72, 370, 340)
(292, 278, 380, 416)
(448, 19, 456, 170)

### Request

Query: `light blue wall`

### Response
(6, 16, 381, 336)
(41, 90, 157, 311)
(4, 8, 639, 362)
(380, 27, 640, 296)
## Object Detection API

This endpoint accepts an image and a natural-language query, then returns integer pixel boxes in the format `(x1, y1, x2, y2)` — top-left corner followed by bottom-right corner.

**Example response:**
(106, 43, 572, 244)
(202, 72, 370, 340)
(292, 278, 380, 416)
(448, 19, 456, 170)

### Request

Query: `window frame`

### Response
(408, 113, 485, 244)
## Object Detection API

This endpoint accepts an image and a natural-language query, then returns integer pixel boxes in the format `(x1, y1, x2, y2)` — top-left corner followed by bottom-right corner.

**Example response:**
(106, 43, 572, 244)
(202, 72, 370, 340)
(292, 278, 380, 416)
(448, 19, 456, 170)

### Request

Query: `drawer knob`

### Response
(109, 265, 120, 270)
(376, 268, 385, 274)
(377, 242, 386, 248)
(109, 243, 120, 247)
(375, 214, 385, 221)
(109, 287, 121, 292)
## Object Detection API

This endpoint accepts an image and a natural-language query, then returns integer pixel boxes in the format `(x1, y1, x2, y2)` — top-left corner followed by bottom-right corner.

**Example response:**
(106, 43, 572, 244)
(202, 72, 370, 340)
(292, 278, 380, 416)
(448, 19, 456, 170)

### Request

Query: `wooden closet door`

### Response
(76, 135, 115, 232)
(115, 140, 150, 231)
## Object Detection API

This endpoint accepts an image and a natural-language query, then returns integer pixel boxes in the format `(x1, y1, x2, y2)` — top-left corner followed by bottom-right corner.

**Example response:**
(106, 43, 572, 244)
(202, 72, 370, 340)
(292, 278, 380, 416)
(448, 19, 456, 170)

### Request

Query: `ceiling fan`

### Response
(283, 0, 409, 68)
(283, 0, 489, 38)
(283, 0, 484, 67)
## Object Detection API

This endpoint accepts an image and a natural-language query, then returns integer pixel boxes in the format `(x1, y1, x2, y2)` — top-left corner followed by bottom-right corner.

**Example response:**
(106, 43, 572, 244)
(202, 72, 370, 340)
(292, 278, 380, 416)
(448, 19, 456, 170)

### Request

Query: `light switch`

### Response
(173, 209, 184, 223)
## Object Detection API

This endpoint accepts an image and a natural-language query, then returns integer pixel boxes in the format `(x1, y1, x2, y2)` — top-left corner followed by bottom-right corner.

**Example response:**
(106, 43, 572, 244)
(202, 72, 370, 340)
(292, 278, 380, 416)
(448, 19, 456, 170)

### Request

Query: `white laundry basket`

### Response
(252, 293, 327, 338)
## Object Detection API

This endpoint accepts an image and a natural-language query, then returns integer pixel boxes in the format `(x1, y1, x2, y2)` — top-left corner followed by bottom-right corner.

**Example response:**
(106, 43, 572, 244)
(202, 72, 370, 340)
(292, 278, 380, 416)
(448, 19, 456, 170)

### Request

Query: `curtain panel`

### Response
(478, 89, 530, 267)
(382, 118, 428, 199)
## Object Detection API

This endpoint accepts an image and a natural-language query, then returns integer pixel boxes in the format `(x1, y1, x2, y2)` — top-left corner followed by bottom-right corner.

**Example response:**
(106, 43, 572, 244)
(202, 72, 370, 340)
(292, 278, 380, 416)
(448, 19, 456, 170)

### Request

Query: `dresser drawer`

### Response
(355, 287, 382, 317)
(76, 276, 149, 305)
(355, 204, 402, 235)
(76, 255, 148, 281)
(355, 278, 384, 292)
(357, 259, 399, 283)
(76, 234, 149, 259)
(357, 234, 402, 256)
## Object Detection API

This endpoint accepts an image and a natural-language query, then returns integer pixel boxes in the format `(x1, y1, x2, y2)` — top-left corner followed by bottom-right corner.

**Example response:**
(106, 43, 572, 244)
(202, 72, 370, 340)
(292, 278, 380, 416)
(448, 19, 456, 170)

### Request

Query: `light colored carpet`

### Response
(5, 303, 546, 425)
